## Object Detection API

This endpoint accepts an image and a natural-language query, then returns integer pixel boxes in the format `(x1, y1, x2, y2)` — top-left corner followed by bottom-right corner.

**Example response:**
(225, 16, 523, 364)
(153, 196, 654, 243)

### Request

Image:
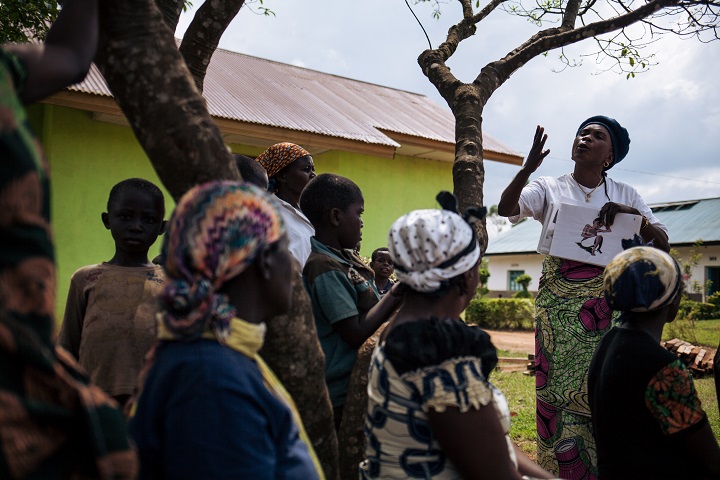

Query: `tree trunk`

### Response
(337, 324, 387, 480)
(95, 0, 237, 202)
(154, 0, 184, 32)
(260, 264, 340, 480)
(95, 2, 339, 475)
(450, 84, 489, 253)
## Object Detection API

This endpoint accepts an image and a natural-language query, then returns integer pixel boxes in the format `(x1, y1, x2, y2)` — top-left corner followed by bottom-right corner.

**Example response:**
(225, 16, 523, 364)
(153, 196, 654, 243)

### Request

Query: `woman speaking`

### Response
(497, 116, 669, 476)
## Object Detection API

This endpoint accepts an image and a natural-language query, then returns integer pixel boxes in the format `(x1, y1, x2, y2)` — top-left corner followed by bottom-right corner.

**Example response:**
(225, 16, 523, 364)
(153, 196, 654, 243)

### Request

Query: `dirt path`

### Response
(484, 329, 534, 354)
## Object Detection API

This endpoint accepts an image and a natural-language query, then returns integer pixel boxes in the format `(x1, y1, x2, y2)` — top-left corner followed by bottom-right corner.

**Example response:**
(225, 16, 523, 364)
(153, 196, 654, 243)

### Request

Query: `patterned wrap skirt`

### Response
(534, 256, 617, 479)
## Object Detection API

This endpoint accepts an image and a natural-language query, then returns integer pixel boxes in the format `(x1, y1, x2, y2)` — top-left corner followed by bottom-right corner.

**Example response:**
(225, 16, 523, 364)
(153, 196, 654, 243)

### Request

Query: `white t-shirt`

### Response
(276, 196, 315, 267)
(510, 173, 667, 235)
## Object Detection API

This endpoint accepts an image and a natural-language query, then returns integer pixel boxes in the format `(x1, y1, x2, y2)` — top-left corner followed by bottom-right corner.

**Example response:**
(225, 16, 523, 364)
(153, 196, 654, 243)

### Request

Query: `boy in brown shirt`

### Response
(58, 178, 167, 407)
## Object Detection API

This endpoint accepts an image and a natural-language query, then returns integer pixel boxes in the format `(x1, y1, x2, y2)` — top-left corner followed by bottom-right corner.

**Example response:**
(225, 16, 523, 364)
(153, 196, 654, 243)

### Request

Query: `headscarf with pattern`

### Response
(388, 192, 484, 293)
(256, 142, 311, 178)
(604, 246, 682, 313)
(159, 181, 285, 342)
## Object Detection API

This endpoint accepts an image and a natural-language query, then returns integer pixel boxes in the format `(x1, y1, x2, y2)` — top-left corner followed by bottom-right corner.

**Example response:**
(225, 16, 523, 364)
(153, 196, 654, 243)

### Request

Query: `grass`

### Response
(489, 317, 719, 461)
(497, 348, 528, 359)
(491, 370, 538, 459)
(491, 369, 720, 461)
(663, 318, 720, 347)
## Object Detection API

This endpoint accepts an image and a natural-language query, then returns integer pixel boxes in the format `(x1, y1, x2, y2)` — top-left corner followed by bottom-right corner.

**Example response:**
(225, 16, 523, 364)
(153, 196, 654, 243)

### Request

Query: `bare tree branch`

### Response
(483, 0, 680, 84)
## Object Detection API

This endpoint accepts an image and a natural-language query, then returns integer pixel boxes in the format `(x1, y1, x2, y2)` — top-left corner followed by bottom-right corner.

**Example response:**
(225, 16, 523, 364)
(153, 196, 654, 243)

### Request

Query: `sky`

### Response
(176, 0, 720, 213)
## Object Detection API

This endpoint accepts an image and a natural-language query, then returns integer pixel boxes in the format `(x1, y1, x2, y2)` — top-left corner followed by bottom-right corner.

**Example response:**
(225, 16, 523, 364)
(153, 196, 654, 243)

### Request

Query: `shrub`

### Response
(678, 300, 720, 321)
(513, 290, 532, 299)
(466, 298, 534, 330)
(707, 291, 720, 307)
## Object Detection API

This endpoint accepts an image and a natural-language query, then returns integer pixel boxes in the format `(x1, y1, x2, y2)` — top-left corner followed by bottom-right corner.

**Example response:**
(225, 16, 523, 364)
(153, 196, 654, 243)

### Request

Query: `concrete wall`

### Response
(673, 244, 720, 299)
(29, 104, 454, 323)
(485, 253, 544, 294)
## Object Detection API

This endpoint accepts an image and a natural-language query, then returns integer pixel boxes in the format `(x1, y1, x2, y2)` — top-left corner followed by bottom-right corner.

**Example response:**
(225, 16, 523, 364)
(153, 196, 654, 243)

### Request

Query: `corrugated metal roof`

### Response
(67, 45, 521, 158)
(485, 196, 720, 255)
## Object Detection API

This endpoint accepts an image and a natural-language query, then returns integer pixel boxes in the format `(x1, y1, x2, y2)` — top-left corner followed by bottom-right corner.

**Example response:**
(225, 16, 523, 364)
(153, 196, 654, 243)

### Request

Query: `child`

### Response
(369, 247, 395, 297)
(300, 174, 401, 429)
(58, 178, 168, 407)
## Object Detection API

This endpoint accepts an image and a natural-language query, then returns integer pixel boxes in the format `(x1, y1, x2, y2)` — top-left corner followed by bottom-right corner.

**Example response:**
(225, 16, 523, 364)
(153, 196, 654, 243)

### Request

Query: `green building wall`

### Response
(29, 104, 453, 324)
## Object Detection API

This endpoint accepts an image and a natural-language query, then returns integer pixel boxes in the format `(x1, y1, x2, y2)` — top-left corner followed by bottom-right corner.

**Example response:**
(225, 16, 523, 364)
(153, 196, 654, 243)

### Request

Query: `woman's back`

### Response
(589, 327, 708, 479)
(362, 317, 508, 479)
(132, 339, 318, 480)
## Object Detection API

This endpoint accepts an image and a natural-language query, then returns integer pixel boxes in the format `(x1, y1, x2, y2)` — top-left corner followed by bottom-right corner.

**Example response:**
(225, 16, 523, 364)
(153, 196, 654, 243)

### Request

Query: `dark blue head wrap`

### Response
(577, 115, 630, 169)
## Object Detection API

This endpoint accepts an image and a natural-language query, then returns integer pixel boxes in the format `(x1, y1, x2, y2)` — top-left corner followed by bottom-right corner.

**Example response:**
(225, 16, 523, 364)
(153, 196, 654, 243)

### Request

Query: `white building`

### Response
(484, 197, 720, 301)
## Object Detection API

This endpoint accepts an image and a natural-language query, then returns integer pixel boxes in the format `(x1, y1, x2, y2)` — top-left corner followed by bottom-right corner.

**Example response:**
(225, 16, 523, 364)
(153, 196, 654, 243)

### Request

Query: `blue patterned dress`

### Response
(360, 317, 514, 479)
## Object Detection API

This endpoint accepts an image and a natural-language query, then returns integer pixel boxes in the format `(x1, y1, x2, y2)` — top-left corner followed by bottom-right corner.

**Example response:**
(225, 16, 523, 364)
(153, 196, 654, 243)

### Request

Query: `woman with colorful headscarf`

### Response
(360, 193, 555, 480)
(129, 181, 323, 480)
(257, 142, 316, 266)
(497, 116, 669, 476)
(588, 245, 720, 479)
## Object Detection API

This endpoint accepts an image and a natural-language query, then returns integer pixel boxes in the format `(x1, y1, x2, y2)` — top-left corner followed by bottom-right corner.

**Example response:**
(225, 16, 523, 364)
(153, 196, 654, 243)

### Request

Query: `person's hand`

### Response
(599, 202, 641, 227)
(522, 125, 550, 174)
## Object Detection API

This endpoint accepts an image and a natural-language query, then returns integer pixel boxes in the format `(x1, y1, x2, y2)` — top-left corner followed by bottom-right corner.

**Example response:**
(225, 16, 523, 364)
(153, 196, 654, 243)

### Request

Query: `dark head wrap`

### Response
(577, 115, 630, 169)
(159, 181, 285, 341)
(603, 246, 682, 313)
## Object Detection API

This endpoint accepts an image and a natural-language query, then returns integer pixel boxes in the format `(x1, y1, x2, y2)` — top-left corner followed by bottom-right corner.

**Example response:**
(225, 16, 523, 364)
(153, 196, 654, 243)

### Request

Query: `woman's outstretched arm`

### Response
(498, 126, 550, 217)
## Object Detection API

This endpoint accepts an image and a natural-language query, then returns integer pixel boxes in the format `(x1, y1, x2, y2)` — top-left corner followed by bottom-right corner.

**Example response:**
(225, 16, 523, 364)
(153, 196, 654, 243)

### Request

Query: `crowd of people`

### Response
(1, 2, 719, 479)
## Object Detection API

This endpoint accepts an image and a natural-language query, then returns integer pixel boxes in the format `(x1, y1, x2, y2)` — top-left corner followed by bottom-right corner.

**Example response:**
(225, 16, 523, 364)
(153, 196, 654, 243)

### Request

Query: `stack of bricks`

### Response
(662, 338, 716, 376)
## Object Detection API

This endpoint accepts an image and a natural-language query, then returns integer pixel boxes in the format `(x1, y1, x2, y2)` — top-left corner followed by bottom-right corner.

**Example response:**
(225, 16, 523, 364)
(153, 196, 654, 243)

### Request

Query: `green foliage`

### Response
(466, 298, 534, 330)
(515, 273, 532, 289)
(670, 240, 707, 296)
(678, 300, 720, 321)
(478, 257, 490, 285)
(512, 290, 532, 299)
(0, 0, 60, 43)
(663, 318, 720, 347)
(707, 291, 720, 306)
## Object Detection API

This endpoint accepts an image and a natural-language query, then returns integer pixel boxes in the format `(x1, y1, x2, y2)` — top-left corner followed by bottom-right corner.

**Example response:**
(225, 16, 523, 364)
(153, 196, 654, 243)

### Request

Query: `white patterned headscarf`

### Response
(388, 208, 481, 293)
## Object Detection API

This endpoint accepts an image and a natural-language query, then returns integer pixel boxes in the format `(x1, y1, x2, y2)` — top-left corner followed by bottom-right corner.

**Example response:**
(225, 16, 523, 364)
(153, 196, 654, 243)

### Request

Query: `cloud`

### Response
(178, 0, 720, 205)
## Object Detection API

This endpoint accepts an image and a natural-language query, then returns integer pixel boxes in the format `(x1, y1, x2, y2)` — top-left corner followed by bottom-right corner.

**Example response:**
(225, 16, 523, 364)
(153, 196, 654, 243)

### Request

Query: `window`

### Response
(508, 270, 525, 291)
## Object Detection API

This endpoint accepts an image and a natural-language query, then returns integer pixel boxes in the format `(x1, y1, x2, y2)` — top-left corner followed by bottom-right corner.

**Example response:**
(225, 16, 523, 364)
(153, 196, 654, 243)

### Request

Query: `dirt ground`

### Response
(484, 329, 534, 354)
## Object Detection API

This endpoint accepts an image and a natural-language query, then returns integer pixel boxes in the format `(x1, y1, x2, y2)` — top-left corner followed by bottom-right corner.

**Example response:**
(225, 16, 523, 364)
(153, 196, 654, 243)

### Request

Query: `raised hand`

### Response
(523, 125, 550, 174)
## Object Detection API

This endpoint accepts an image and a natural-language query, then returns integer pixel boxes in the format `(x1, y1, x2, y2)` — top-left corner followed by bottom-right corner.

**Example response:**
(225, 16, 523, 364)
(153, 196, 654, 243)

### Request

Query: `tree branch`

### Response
(154, 0, 184, 32)
(179, 0, 246, 92)
(479, 0, 679, 85)
(563, 0, 582, 28)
